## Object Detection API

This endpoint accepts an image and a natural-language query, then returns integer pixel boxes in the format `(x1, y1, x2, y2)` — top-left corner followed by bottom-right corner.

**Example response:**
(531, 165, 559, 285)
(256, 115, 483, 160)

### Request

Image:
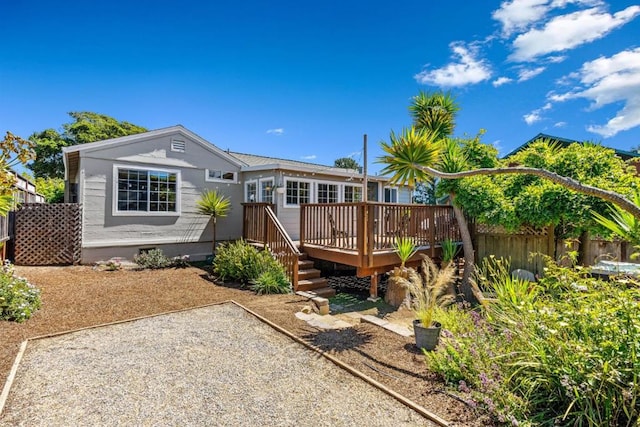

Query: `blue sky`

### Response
(1, 0, 639, 174)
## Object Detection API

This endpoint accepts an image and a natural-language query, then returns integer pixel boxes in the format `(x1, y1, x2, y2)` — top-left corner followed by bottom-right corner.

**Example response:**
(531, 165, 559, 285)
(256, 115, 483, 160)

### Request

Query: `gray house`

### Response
(63, 125, 411, 264)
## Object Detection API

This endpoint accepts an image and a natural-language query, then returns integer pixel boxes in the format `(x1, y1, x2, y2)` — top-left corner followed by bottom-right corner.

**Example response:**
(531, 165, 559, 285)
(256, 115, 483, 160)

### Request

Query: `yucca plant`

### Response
(394, 237, 418, 268)
(440, 238, 459, 266)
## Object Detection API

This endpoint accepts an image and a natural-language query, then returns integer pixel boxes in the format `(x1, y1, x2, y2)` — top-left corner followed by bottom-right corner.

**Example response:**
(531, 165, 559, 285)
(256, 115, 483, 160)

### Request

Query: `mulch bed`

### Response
(0, 265, 495, 426)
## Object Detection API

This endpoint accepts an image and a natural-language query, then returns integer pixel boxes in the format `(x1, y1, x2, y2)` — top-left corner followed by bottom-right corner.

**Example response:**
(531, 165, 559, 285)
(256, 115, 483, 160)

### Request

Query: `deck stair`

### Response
(296, 252, 335, 298)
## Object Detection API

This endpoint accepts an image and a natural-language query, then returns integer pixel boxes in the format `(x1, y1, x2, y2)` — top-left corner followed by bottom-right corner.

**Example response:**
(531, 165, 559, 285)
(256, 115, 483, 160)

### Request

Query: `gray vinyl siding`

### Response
(77, 133, 243, 261)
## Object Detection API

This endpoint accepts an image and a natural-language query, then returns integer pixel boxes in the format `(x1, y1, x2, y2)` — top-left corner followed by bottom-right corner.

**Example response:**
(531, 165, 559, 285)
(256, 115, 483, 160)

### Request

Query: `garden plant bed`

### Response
(0, 265, 495, 426)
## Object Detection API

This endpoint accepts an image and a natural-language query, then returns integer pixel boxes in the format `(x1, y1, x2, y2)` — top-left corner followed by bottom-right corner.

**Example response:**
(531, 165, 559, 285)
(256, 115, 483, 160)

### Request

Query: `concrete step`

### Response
(298, 268, 321, 280)
(298, 259, 315, 269)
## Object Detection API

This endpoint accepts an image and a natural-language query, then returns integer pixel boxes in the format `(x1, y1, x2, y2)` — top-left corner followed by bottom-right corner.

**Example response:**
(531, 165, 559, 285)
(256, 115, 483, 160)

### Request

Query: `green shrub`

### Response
(213, 240, 291, 293)
(134, 249, 171, 269)
(213, 240, 263, 283)
(0, 261, 41, 322)
(250, 268, 291, 295)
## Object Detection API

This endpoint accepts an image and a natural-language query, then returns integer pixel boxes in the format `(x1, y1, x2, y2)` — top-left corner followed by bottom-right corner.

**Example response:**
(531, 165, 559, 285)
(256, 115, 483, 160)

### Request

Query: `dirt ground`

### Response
(1, 265, 494, 426)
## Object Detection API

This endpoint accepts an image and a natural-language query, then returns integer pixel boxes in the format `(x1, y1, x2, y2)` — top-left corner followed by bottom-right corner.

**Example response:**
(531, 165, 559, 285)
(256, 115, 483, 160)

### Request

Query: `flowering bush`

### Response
(425, 258, 640, 426)
(0, 261, 41, 322)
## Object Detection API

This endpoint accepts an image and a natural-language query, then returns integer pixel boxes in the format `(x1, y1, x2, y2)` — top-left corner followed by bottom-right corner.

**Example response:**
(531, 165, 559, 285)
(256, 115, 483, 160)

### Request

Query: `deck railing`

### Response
(243, 203, 300, 288)
(242, 203, 275, 243)
(300, 202, 460, 255)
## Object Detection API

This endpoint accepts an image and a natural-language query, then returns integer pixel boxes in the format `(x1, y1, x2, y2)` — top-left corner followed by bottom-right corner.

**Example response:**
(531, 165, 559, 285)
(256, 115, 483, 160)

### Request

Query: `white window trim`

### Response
(112, 164, 181, 217)
(316, 181, 339, 204)
(283, 177, 313, 208)
(383, 186, 399, 203)
(342, 183, 363, 203)
(260, 178, 275, 204)
(245, 180, 258, 202)
(205, 169, 238, 184)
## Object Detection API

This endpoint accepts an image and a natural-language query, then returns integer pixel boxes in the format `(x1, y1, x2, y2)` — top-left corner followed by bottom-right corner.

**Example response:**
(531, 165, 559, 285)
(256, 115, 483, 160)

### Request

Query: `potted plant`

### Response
(405, 255, 456, 351)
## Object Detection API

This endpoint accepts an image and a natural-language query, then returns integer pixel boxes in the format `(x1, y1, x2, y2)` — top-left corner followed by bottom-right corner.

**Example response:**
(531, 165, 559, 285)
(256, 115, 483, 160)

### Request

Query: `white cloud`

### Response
(266, 128, 284, 135)
(300, 154, 317, 160)
(524, 111, 543, 124)
(554, 121, 567, 127)
(493, 76, 514, 87)
(550, 47, 640, 137)
(518, 66, 546, 81)
(493, 0, 552, 36)
(415, 42, 492, 87)
(547, 55, 567, 63)
(492, 0, 603, 36)
(509, 6, 640, 62)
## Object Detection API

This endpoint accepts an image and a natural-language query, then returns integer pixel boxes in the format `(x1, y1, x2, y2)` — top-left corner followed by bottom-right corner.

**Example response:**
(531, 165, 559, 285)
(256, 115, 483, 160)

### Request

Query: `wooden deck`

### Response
(299, 202, 460, 277)
(243, 202, 461, 296)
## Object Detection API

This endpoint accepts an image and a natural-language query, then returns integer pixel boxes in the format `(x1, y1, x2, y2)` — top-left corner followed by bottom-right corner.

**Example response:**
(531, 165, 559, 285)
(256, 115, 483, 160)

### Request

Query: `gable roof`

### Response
(504, 133, 640, 161)
(62, 125, 244, 168)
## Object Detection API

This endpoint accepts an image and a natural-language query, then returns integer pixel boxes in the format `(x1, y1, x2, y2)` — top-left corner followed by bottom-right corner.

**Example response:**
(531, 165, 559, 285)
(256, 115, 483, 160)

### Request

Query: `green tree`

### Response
(35, 177, 65, 203)
(334, 157, 360, 170)
(412, 182, 437, 204)
(379, 93, 640, 303)
(390, 91, 478, 303)
(0, 132, 35, 214)
(196, 190, 231, 253)
(27, 112, 147, 179)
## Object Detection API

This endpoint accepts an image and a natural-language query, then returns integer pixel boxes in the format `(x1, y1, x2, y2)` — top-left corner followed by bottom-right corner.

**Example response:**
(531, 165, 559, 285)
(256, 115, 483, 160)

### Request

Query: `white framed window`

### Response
(343, 185, 362, 203)
(246, 181, 257, 202)
(205, 169, 237, 183)
(171, 139, 185, 153)
(285, 179, 311, 206)
(261, 179, 274, 204)
(384, 187, 398, 203)
(317, 183, 338, 203)
(113, 165, 180, 216)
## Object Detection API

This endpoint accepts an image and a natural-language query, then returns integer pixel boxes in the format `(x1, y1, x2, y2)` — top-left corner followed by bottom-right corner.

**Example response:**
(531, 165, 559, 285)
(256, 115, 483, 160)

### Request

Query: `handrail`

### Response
(242, 203, 275, 243)
(263, 206, 301, 288)
(300, 202, 460, 264)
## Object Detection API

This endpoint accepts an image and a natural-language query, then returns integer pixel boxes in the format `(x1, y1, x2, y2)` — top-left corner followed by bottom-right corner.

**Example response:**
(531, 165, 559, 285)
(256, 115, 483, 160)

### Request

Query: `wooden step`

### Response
(308, 287, 336, 298)
(298, 268, 321, 280)
(298, 252, 308, 261)
(297, 277, 329, 292)
(298, 259, 315, 269)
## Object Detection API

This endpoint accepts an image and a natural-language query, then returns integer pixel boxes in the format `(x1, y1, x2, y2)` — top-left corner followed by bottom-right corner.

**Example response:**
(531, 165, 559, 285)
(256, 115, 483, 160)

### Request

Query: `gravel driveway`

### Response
(0, 302, 435, 426)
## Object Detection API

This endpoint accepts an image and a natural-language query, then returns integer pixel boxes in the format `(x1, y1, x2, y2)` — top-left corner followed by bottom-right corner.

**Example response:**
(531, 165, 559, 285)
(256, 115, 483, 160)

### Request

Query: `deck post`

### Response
(429, 207, 436, 258)
(367, 272, 379, 301)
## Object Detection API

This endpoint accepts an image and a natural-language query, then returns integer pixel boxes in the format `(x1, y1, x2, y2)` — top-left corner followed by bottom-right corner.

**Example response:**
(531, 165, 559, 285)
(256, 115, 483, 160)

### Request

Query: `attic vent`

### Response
(171, 139, 185, 153)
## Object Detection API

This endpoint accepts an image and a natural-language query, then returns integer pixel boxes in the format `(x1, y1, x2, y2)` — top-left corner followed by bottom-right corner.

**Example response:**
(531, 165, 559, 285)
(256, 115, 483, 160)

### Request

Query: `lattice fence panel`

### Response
(14, 203, 82, 265)
(474, 223, 549, 236)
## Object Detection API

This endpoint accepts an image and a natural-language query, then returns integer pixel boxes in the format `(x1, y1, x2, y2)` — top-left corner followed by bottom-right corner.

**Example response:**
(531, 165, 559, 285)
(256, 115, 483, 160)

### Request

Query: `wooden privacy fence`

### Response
(472, 223, 554, 275)
(14, 203, 82, 265)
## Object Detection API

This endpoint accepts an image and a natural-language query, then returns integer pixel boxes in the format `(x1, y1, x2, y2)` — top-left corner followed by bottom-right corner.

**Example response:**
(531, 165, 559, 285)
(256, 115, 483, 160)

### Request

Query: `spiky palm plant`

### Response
(593, 190, 640, 259)
(196, 190, 231, 253)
